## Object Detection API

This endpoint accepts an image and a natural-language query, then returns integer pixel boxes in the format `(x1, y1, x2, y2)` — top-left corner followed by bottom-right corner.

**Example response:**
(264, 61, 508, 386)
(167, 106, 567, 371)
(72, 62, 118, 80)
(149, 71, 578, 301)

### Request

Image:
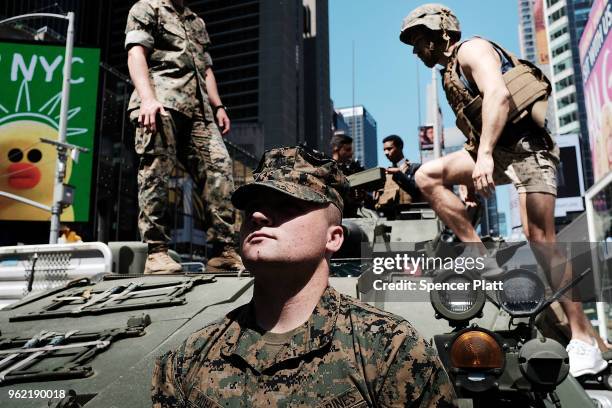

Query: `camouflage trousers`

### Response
(467, 130, 560, 195)
(134, 106, 236, 248)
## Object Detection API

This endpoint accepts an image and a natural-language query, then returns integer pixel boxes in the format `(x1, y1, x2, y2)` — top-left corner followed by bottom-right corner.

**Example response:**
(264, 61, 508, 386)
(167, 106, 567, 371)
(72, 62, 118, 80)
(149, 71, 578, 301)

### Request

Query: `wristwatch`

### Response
(214, 105, 228, 114)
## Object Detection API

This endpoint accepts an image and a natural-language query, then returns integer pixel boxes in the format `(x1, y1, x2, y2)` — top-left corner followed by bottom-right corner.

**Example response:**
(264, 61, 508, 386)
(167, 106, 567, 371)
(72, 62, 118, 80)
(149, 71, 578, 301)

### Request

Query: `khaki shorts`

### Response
(467, 135, 560, 195)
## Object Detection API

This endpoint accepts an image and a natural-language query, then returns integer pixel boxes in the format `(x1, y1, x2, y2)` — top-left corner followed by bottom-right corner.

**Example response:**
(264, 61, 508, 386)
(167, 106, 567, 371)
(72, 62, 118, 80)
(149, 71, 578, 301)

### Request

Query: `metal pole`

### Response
(431, 68, 441, 159)
(49, 11, 74, 244)
(352, 40, 356, 141)
(0, 192, 51, 212)
(0, 13, 67, 26)
(586, 197, 608, 341)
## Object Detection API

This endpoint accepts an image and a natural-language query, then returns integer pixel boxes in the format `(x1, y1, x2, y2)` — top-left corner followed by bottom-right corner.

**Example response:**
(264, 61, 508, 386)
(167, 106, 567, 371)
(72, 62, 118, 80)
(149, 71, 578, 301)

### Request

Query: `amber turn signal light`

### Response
(450, 330, 504, 369)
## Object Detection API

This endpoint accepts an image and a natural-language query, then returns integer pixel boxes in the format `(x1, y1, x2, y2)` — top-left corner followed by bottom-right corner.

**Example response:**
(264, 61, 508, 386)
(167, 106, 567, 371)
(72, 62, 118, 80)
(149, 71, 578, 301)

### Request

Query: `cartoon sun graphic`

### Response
(0, 79, 86, 221)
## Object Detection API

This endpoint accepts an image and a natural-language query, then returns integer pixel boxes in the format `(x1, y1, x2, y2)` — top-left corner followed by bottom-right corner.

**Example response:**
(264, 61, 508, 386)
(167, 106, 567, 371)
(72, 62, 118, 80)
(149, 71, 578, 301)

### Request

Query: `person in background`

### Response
(376, 135, 422, 212)
(58, 225, 82, 244)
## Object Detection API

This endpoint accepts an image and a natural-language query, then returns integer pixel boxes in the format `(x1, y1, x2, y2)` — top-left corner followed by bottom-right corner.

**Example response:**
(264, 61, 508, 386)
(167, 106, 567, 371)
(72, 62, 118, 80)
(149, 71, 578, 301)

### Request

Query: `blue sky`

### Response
(329, 0, 521, 235)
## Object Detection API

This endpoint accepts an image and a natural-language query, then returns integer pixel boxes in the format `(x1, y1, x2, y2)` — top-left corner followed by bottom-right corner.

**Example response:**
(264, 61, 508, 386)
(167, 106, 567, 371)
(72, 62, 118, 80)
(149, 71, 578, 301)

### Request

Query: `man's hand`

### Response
(472, 153, 495, 197)
(216, 108, 231, 135)
(127, 45, 167, 134)
(139, 98, 168, 134)
(458, 184, 478, 208)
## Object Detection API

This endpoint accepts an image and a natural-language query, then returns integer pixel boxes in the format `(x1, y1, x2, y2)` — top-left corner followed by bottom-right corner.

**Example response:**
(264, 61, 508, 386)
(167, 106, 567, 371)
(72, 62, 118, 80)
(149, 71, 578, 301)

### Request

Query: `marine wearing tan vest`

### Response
(399, 4, 553, 153)
(443, 38, 552, 153)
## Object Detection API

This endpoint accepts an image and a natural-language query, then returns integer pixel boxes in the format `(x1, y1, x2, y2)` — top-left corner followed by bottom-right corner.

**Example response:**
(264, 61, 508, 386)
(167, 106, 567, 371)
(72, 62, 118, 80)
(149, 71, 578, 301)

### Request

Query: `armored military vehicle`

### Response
(0, 170, 609, 407)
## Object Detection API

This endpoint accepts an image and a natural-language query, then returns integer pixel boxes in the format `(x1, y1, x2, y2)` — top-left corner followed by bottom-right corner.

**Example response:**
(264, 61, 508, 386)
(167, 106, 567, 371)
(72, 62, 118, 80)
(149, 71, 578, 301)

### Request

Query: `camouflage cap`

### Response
(399, 3, 460, 45)
(232, 146, 349, 213)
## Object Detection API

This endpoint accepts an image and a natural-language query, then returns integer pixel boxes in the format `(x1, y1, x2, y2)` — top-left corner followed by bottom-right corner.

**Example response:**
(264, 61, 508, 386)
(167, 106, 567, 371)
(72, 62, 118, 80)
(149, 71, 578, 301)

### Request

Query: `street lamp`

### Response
(0, 12, 87, 244)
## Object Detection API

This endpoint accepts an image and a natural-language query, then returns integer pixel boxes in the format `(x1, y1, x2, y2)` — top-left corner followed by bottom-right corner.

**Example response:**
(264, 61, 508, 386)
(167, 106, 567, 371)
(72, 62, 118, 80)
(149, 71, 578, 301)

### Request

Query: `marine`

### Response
(151, 146, 456, 407)
(399, 3, 608, 377)
(125, 0, 242, 274)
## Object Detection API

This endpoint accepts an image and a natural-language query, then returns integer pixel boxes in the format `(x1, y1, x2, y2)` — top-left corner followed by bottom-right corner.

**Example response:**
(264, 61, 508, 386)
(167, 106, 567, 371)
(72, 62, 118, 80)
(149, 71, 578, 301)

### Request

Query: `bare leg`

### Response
(416, 150, 482, 242)
(523, 192, 593, 343)
(518, 192, 529, 240)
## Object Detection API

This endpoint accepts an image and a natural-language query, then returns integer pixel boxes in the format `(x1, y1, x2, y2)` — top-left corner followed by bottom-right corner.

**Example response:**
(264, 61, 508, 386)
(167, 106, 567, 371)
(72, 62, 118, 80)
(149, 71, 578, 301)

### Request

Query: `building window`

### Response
(552, 42, 570, 57)
(557, 93, 576, 110)
(547, 0, 561, 7)
(548, 7, 566, 25)
(559, 111, 578, 127)
(551, 26, 568, 40)
(555, 75, 574, 92)
(553, 57, 572, 74)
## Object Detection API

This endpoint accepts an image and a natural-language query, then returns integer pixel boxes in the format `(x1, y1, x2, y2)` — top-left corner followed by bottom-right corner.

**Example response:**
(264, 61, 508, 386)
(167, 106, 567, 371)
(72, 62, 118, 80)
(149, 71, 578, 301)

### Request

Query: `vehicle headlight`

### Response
(497, 268, 545, 317)
(430, 270, 485, 326)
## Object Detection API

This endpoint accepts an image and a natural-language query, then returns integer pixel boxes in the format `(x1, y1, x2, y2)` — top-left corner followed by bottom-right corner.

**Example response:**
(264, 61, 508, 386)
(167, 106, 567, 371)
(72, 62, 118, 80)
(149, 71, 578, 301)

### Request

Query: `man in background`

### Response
(331, 131, 369, 216)
(376, 135, 422, 212)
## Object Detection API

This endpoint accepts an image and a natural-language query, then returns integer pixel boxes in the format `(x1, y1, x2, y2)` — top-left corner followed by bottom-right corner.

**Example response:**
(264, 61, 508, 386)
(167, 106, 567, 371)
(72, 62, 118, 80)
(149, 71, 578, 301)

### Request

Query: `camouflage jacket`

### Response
(125, 0, 214, 120)
(152, 286, 456, 407)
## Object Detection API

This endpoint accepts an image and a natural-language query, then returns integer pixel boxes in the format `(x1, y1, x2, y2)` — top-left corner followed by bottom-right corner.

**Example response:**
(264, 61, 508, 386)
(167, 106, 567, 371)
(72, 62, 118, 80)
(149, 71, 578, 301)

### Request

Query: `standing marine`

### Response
(125, 0, 242, 274)
(399, 3, 607, 377)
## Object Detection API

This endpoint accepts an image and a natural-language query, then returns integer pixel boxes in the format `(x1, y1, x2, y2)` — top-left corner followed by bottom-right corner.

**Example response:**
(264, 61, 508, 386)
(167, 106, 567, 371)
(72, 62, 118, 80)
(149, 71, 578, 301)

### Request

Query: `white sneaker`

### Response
(567, 338, 608, 377)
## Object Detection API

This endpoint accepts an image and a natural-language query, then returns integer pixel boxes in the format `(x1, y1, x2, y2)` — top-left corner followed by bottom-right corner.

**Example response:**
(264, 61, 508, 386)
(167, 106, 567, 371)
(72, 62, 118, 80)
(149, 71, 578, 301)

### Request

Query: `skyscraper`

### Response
(518, 0, 558, 134)
(196, 0, 306, 155)
(337, 106, 377, 168)
(544, 0, 594, 186)
(498, 212, 508, 237)
(480, 195, 501, 237)
(518, 0, 538, 62)
(303, 0, 332, 152)
(333, 108, 350, 134)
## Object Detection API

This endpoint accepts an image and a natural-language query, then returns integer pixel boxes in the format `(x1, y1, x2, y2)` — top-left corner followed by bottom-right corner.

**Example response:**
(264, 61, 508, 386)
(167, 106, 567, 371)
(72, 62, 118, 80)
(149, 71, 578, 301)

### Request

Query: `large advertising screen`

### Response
(555, 134, 585, 217)
(0, 41, 100, 221)
(579, 0, 612, 182)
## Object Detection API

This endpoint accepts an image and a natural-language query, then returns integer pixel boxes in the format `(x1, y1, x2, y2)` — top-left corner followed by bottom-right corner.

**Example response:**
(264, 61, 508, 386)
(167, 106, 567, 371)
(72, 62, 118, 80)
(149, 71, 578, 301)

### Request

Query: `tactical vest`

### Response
(375, 162, 416, 211)
(442, 38, 552, 153)
(375, 174, 414, 210)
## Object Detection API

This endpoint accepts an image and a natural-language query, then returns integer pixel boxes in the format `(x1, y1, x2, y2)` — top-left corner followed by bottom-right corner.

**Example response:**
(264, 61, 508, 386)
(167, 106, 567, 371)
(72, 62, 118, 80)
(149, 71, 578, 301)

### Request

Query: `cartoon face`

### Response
(0, 120, 73, 220)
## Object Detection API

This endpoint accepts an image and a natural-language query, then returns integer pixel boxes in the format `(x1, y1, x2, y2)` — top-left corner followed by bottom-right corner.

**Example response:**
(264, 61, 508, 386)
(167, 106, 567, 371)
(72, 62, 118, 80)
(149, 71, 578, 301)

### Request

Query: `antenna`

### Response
(416, 61, 422, 126)
(352, 40, 356, 140)
(432, 68, 441, 159)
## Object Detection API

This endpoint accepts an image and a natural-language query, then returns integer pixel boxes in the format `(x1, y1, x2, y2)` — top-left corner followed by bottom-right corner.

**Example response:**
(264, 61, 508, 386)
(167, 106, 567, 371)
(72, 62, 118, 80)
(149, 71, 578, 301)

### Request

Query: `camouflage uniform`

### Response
(152, 146, 456, 407)
(152, 286, 456, 407)
(231, 146, 349, 215)
(125, 0, 235, 247)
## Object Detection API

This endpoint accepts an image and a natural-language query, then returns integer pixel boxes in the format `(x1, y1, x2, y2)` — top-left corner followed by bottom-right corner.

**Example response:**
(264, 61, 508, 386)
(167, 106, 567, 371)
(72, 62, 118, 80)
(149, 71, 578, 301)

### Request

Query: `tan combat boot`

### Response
(144, 251, 183, 274)
(206, 247, 244, 273)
